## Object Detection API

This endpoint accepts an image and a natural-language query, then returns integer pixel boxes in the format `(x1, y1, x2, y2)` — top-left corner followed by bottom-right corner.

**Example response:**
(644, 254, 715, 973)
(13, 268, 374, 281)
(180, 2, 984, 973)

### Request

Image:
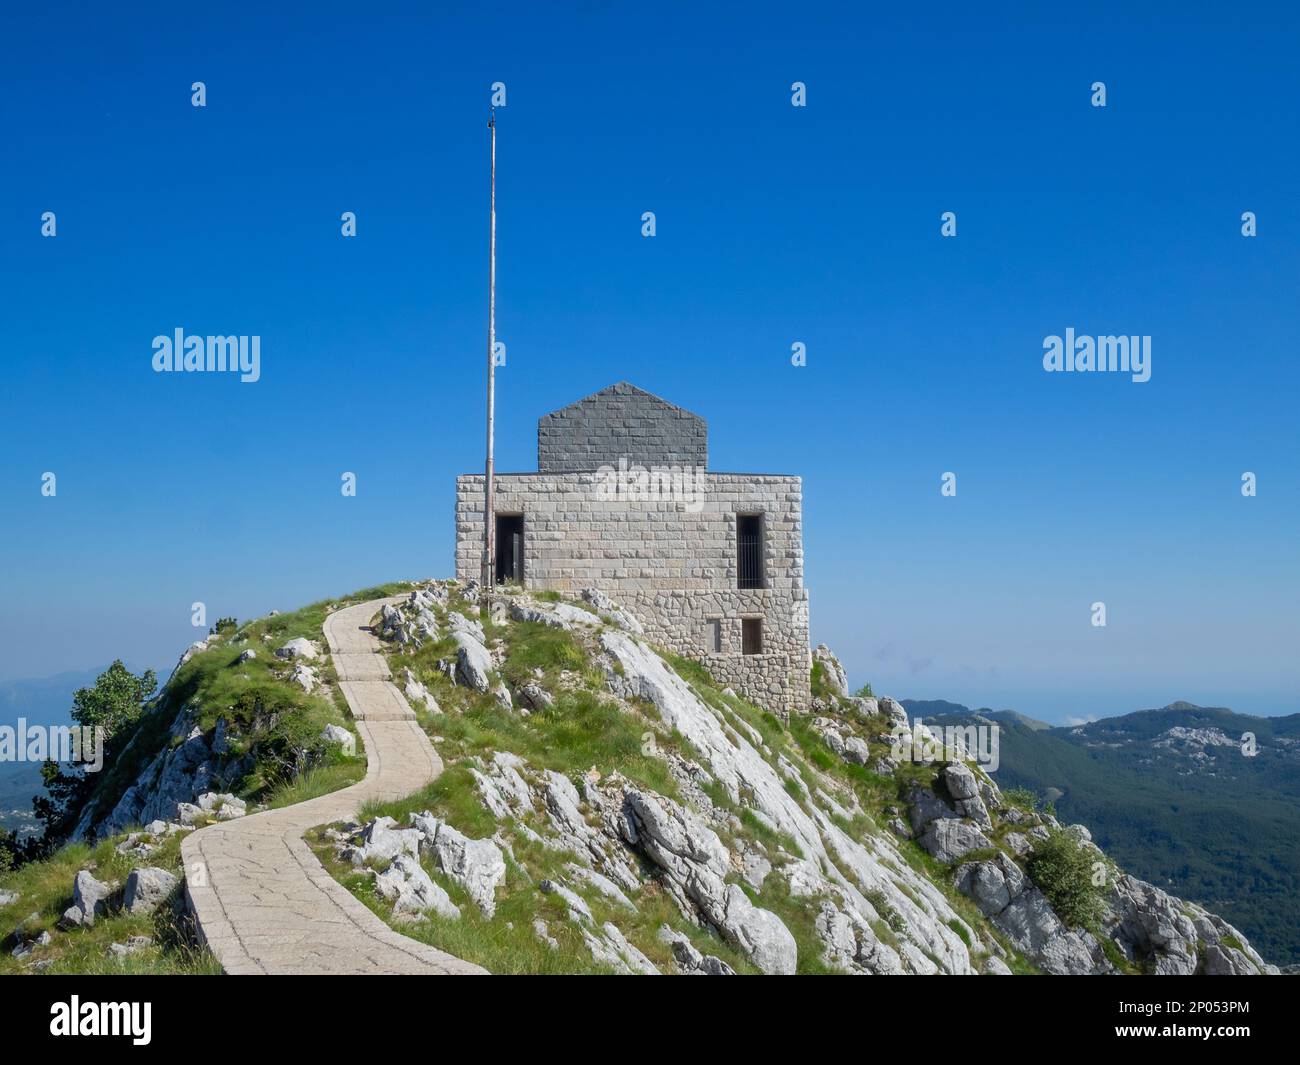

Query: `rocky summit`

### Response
(311, 581, 1276, 977)
(1, 580, 1277, 978)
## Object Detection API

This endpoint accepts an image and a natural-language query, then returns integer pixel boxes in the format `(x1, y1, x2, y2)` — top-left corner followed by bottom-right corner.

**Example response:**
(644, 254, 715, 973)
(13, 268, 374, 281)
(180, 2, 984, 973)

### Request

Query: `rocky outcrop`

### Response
(1105, 874, 1277, 975)
(618, 788, 796, 975)
(812, 644, 849, 697)
(411, 814, 507, 918)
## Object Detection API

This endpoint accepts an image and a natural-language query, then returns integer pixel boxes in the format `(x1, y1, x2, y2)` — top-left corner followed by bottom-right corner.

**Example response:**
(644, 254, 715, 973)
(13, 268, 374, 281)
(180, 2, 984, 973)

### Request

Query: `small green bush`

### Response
(1026, 829, 1106, 929)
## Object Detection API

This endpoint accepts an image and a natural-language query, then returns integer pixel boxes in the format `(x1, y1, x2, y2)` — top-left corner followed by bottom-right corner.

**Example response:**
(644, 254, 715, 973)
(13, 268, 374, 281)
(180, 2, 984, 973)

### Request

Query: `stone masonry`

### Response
(457, 383, 812, 712)
(538, 379, 707, 473)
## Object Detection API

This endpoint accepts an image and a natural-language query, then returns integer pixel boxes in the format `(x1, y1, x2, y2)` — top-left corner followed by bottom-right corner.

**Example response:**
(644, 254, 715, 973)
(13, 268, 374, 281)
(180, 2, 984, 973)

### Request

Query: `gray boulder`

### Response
(275, 637, 319, 660)
(452, 631, 493, 692)
(374, 854, 460, 919)
(123, 867, 179, 915)
(321, 724, 356, 756)
(345, 816, 422, 866)
(943, 762, 980, 801)
(918, 818, 992, 862)
(581, 588, 644, 633)
(61, 869, 112, 928)
(108, 935, 154, 958)
(658, 925, 736, 975)
(841, 736, 871, 765)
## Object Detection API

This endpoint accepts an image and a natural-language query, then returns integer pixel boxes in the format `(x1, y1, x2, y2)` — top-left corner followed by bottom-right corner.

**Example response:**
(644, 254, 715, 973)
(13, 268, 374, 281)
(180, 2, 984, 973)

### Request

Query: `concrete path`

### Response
(182, 598, 486, 975)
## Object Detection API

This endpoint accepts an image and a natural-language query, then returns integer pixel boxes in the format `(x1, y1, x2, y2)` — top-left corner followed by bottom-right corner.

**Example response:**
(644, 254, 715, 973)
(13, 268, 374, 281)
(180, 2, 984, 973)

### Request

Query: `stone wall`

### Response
(455, 471, 811, 712)
(537, 381, 708, 474)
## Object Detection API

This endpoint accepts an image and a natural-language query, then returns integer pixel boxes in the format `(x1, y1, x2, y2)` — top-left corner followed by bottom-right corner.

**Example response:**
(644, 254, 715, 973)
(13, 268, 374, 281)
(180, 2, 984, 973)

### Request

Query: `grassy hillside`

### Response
(0, 582, 403, 973)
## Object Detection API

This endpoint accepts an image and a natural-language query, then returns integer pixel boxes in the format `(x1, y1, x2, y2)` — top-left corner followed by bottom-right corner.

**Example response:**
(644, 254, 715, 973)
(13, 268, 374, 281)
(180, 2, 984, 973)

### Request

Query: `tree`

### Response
(32, 661, 158, 849)
(70, 660, 157, 736)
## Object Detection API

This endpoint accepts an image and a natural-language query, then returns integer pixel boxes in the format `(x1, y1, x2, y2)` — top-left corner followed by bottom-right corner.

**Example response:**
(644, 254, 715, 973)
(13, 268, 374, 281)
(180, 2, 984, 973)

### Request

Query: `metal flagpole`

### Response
(482, 108, 497, 588)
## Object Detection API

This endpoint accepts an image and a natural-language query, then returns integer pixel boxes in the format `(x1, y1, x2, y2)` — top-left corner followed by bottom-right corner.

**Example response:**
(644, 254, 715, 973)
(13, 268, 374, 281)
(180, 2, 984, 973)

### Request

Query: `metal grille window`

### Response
(737, 514, 765, 589)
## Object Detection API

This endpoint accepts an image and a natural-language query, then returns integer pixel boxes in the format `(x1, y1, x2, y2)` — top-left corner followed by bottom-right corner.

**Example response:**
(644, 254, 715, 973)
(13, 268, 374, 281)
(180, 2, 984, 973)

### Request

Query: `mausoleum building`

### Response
(456, 382, 812, 712)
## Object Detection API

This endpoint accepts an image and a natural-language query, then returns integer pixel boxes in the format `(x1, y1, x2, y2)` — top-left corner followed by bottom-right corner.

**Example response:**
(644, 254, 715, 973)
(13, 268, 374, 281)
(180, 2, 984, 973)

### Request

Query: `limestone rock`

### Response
(412, 813, 507, 918)
(812, 645, 848, 698)
(374, 854, 460, 919)
(581, 588, 645, 634)
(108, 935, 154, 958)
(275, 637, 319, 661)
(453, 631, 493, 692)
(658, 925, 736, 975)
(290, 662, 317, 692)
(918, 818, 993, 862)
(197, 792, 246, 820)
(618, 788, 796, 974)
(345, 816, 422, 866)
(954, 853, 1111, 975)
(321, 724, 356, 756)
(60, 869, 112, 928)
(403, 668, 442, 714)
(123, 867, 179, 915)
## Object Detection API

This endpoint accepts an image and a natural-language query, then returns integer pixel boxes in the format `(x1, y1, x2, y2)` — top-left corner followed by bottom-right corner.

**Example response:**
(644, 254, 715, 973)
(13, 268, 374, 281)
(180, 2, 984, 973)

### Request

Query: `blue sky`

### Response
(1, 2, 1296, 722)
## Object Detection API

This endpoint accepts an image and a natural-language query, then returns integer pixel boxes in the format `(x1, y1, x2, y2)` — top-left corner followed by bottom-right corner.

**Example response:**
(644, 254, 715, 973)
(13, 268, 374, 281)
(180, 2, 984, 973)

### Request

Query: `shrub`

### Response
(1026, 829, 1106, 929)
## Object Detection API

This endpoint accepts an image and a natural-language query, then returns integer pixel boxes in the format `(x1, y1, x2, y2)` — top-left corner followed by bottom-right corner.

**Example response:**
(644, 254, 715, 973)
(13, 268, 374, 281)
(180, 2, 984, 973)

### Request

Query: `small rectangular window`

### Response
(742, 618, 763, 655)
(705, 619, 722, 653)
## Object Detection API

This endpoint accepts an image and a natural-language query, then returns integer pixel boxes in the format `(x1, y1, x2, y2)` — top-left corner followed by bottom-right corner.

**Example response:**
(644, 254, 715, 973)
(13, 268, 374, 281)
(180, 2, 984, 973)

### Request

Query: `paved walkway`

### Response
(181, 598, 486, 975)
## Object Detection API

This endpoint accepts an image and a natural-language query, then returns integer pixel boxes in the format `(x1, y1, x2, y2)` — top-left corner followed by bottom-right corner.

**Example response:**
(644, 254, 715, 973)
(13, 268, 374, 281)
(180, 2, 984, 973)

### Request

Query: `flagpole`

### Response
(482, 108, 497, 588)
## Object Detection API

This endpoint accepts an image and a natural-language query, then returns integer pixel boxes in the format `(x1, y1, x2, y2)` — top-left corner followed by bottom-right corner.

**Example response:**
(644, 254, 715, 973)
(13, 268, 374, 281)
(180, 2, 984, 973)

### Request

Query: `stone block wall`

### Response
(537, 381, 708, 474)
(455, 471, 811, 712)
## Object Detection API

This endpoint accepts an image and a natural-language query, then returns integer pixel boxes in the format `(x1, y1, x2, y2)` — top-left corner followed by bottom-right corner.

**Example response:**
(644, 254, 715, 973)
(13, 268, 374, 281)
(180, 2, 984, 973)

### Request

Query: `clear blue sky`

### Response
(1, 2, 1296, 723)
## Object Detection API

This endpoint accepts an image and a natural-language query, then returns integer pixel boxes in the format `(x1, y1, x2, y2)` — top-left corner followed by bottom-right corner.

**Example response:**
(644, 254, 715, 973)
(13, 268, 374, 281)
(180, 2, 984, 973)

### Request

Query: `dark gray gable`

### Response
(537, 381, 708, 473)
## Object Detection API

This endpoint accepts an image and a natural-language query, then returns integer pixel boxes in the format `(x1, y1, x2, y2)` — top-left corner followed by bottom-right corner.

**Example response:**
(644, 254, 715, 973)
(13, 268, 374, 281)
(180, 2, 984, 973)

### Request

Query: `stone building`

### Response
(455, 382, 811, 712)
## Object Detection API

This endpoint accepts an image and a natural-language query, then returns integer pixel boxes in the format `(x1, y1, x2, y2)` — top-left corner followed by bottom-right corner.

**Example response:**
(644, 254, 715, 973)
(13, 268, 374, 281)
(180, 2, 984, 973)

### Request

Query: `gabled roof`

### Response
(539, 381, 700, 421)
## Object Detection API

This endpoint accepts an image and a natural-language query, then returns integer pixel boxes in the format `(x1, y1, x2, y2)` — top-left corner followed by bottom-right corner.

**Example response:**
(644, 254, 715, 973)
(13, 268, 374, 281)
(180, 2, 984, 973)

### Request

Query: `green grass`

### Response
(74, 586, 391, 832)
(0, 831, 218, 975)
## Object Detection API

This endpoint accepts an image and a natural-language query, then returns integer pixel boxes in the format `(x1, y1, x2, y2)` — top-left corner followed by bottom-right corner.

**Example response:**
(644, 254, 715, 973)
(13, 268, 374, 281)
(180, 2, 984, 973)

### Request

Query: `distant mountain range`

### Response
(904, 698, 1300, 966)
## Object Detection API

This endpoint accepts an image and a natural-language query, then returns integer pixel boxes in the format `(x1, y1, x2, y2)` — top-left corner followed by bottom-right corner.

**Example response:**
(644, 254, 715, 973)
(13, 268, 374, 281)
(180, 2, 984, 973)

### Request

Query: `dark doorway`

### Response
(737, 514, 765, 589)
(495, 514, 524, 584)
(742, 618, 764, 655)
